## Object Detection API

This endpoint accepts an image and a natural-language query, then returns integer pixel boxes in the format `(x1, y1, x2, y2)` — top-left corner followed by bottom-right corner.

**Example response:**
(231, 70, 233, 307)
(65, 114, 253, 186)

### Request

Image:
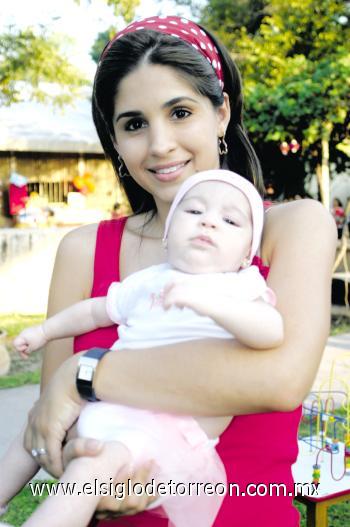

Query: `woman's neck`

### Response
(140, 200, 171, 240)
(127, 210, 164, 241)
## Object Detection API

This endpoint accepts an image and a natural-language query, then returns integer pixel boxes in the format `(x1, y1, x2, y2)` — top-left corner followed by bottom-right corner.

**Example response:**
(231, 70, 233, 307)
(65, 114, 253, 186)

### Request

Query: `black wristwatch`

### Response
(76, 348, 111, 402)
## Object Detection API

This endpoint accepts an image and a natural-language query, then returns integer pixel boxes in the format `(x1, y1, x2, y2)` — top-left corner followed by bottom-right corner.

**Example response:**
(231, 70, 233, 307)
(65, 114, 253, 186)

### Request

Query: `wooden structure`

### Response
(295, 492, 350, 527)
(0, 98, 124, 226)
(332, 229, 350, 314)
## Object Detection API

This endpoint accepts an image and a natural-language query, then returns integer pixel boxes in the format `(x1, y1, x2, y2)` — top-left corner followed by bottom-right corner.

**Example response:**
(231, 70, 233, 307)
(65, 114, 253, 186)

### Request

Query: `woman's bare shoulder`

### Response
(264, 199, 335, 238)
(262, 199, 336, 261)
(58, 223, 99, 254)
(50, 223, 99, 304)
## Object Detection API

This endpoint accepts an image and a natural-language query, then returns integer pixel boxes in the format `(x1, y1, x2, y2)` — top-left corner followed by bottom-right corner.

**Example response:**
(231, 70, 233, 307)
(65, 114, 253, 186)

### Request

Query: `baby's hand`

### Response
(162, 278, 210, 316)
(13, 325, 47, 358)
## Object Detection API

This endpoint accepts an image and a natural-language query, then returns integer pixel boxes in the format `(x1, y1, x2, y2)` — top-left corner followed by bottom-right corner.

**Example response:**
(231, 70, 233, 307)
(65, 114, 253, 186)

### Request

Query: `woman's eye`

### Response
(125, 118, 146, 131)
(172, 108, 191, 120)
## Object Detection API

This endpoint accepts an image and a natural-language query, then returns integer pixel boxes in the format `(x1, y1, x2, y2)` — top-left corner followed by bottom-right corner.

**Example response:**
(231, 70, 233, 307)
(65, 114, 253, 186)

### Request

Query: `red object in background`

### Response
(279, 139, 300, 155)
(332, 206, 345, 227)
(280, 141, 290, 155)
(9, 183, 28, 215)
(289, 139, 300, 153)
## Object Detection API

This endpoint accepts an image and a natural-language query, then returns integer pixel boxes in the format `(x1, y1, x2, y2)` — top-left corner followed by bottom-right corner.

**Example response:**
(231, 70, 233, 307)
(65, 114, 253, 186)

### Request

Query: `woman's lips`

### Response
(148, 161, 189, 182)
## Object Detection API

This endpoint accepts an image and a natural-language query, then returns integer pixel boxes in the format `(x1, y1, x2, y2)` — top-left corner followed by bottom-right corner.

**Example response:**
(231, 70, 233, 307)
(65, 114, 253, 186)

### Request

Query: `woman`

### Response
(24, 15, 336, 527)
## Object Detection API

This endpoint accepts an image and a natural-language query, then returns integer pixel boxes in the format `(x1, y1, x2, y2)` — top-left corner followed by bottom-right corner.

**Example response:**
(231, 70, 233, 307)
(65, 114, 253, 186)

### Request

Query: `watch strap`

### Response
(76, 347, 111, 402)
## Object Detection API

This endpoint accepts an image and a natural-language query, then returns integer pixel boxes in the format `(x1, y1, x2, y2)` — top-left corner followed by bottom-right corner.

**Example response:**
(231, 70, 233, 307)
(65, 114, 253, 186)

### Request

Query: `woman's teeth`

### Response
(153, 163, 185, 174)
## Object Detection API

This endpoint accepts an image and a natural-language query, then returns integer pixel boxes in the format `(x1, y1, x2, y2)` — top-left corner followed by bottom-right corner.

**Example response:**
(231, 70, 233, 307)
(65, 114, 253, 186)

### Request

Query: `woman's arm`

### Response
(40, 224, 98, 390)
(0, 430, 39, 508)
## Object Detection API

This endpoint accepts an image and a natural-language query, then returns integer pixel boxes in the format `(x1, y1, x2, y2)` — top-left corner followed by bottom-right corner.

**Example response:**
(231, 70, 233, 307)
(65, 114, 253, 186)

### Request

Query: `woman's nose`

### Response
(148, 122, 176, 156)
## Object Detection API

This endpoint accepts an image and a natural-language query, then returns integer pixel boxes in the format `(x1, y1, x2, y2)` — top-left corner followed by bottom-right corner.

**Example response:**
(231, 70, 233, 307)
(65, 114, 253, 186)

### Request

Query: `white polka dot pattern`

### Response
(102, 15, 224, 89)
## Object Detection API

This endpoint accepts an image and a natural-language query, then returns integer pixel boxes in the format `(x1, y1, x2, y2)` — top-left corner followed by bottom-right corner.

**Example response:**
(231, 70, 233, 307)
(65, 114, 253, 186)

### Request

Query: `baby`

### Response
(0, 170, 283, 527)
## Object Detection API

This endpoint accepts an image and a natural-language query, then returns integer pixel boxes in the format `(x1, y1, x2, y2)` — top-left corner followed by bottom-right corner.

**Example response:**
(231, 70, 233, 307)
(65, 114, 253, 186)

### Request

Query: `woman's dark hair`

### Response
(92, 26, 264, 213)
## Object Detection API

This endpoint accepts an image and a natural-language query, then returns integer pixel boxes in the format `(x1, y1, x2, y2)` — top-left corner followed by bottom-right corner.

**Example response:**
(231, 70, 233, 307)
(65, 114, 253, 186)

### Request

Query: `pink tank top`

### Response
(74, 218, 301, 527)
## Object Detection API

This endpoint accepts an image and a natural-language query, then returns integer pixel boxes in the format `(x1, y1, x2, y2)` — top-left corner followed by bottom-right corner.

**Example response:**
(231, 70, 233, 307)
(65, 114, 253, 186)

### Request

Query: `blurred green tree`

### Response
(90, 28, 115, 63)
(82, 0, 141, 63)
(75, 0, 140, 23)
(0, 27, 88, 107)
(0, 0, 141, 106)
(179, 0, 350, 204)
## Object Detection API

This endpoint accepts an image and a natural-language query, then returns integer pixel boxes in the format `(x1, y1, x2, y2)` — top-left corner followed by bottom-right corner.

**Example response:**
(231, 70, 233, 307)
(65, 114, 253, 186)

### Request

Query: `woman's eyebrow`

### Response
(162, 96, 198, 108)
(115, 97, 198, 123)
(115, 110, 141, 123)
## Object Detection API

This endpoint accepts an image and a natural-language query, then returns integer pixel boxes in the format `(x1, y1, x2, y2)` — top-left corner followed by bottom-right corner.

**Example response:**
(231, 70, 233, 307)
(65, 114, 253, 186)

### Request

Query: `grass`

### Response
(330, 314, 350, 335)
(0, 314, 45, 339)
(1, 481, 55, 526)
(294, 499, 350, 526)
(0, 314, 44, 389)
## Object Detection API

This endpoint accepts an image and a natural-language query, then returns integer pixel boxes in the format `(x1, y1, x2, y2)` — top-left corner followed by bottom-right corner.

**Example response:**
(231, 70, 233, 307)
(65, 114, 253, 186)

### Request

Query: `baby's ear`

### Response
(240, 257, 250, 269)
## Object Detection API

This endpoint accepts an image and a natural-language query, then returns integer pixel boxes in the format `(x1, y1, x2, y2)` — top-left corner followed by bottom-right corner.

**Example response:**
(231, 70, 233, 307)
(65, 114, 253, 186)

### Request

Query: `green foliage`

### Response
(195, 0, 350, 151)
(75, 0, 141, 24)
(200, 0, 268, 47)
(90, 27, 116, 63)
(86, 0, 141, 65)
(0, 27, 88, 107)
(104, 0, 141, 23)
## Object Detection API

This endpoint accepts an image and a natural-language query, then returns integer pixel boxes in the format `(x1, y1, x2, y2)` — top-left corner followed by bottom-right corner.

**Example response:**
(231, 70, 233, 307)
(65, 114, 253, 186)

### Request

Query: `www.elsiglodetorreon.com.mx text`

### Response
(29, 479, 319, 499)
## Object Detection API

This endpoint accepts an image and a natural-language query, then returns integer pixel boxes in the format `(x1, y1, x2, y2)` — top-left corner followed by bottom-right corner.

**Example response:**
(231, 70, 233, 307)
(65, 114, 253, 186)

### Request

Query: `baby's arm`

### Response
(14, 297, 112, 357)
(163, 278, 283, 349)
(0, 429, 39, 511)
(204, 297, 283, 349)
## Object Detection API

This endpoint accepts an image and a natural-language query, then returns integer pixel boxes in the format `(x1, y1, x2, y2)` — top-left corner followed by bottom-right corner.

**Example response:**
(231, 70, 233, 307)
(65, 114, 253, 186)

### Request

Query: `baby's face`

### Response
(166, 181, 253, 273)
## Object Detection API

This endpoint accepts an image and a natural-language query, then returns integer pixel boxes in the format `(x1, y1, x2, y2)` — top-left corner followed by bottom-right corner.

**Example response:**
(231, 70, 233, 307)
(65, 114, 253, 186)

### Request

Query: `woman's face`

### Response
(113, 63, 230, 211)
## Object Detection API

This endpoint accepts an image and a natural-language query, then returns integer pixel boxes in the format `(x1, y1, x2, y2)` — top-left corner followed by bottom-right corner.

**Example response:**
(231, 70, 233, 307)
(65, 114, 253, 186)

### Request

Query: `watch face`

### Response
(79, 365, 94, 382)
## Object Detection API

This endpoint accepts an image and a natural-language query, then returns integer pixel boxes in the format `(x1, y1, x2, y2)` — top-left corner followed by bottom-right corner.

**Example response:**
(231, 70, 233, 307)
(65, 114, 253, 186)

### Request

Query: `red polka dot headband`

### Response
(101, 16, 224, 90)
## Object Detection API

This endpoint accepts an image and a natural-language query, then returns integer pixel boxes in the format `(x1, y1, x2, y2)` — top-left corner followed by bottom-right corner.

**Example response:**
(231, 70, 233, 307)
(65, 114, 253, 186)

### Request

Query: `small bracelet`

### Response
(0, 504, 8, 517)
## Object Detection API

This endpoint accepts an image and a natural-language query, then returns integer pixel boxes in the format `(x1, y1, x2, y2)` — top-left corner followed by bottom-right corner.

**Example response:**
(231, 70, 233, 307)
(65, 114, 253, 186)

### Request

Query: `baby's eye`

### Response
(125, 118, 146, 131)
(224, 217, 238, 226)
(172, 108, 191, 120)
(186, 209, 202, 215)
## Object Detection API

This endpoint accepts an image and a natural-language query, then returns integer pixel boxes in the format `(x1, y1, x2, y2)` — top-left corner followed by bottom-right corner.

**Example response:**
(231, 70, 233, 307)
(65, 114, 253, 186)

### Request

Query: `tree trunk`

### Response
(317, 122, 333, 210)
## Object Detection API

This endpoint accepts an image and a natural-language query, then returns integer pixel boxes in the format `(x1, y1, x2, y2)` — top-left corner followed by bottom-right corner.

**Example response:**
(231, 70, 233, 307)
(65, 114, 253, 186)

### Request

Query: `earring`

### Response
(240, 257, 250, 269)
(117, 154, 130, 178)
(218, 136, 228, 156)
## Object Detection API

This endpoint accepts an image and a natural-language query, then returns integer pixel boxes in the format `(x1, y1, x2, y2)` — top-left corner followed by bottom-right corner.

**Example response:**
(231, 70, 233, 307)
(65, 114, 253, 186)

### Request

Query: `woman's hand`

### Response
(62, 438, 157, 518)
(24, 354, 82, 478)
